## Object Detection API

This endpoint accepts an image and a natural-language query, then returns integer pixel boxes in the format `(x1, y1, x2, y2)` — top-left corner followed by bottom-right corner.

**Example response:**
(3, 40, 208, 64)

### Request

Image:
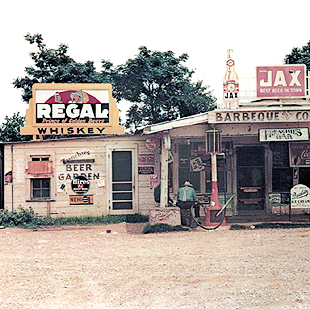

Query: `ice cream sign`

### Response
(256, 65, 306, 98)
(291, 184, 310, 208)
(20, 83, 124, 139)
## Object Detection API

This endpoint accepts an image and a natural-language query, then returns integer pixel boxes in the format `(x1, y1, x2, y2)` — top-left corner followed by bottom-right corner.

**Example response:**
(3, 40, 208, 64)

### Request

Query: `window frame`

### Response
(31, 178, 51, 200)
(25, 153, 55, 202)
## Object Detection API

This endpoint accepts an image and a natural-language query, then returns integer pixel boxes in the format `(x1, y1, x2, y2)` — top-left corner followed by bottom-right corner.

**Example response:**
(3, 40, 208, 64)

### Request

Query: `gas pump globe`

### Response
(205, 128, 226, 226)
(206, 128, 222, 154)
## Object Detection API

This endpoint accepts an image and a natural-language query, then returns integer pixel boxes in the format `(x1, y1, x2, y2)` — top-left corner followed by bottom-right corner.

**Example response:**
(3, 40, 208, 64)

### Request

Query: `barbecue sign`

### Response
(20, 84, 124, 139)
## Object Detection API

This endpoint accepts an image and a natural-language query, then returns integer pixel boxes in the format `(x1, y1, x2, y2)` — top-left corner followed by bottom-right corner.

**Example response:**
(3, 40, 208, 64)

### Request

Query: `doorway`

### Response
(237, 146, 265, 214)
(107, 146, 137, 214)
(298, 167, 310, 188)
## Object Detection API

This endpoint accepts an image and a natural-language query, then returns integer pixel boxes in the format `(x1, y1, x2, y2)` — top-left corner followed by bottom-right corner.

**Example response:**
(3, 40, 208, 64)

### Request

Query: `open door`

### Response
(237, 146, 265, 214)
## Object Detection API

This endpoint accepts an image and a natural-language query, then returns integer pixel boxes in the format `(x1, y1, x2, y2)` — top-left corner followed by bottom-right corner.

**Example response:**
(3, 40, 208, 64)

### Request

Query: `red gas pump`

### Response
(205, 129, 226, 227)
(205, 153, 226, 226)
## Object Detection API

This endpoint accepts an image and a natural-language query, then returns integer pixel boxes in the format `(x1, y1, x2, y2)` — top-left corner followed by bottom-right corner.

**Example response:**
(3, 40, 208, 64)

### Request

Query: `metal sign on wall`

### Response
(20, 84, 124, 138)
(290, 142, 310, 167)
(291, 184, 310, 208)
(259, 128, 309, 142)
(256, 65, 306, 98)
(209, 109, 310, 124)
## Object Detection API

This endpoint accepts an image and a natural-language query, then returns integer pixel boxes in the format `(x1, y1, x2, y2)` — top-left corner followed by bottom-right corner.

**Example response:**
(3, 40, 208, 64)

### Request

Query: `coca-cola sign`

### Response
(256, 65, 306, 98)
(290, 143, 310, 167)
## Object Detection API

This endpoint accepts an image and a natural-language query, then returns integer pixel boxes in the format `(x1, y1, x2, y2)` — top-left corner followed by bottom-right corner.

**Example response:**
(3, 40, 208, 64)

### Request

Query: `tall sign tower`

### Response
(223, 49, 239, 109)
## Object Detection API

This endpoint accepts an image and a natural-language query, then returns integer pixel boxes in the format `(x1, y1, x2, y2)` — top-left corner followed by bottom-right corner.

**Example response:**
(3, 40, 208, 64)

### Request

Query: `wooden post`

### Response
(160, 132, 170, 207)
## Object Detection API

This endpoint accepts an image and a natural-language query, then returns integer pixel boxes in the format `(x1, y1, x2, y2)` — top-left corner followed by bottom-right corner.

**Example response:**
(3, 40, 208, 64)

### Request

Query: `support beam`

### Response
(160, 133, 170, 207)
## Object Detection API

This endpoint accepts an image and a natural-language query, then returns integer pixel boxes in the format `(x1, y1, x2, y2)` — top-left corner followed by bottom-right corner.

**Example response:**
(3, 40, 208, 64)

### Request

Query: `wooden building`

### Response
(3, 64, 310, 221)
(3, 135, 161, 217)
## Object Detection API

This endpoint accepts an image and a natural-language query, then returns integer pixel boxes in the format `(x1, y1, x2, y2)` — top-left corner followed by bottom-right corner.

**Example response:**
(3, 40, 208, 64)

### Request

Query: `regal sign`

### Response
(256, 65, 306, 98)
(20, 84, 124, 138)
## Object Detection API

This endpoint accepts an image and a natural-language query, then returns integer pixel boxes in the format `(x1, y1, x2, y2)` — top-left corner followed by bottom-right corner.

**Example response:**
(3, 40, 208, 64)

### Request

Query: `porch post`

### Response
(160, 132, 170, 207)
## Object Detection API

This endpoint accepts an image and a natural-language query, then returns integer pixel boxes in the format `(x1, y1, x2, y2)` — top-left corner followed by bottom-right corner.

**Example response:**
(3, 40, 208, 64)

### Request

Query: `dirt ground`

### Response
(0, 223, 310, 309)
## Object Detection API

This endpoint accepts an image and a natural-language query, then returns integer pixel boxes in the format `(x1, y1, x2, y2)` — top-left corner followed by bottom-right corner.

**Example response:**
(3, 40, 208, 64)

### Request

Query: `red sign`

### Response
(145, 138, 160, 150)
(256, 65, 306, 98)
(290, 142, 310, 167)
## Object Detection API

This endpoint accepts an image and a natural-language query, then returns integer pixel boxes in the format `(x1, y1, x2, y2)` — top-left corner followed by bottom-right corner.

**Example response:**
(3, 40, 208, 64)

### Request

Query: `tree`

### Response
(13, 35, 216, 132)
(13, 33, 112, 103)
(0, 113, 32, 142)
(115, 46, 216, 130)
(284, 40, 310, 69)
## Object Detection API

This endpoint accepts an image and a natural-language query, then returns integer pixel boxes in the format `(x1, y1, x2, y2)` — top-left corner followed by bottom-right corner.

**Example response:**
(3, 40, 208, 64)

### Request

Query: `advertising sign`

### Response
(291, 184, 310, 208)
(20, 84, 124, 138)
(69, 195, 94, 205)
(259, 128, 309, 142)
(209, 109, 310, 124)
(290, 142, 310, 167)
(71, 175, 90, 194)
(256, 65, 306, 98)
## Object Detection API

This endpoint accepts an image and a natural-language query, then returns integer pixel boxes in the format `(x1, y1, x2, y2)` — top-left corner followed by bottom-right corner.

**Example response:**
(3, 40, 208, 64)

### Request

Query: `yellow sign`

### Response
(20, 84, 125, 138)
(69, 195, 94, 205)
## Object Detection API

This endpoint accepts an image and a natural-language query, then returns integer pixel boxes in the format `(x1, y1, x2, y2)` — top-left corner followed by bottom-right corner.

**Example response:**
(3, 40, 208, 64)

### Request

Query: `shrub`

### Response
(143, 223, 189, 234)
(0, 208, 148, 229)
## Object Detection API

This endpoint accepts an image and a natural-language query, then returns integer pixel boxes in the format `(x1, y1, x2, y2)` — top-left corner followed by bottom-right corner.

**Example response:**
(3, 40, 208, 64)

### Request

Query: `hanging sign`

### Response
(20, 83, 124, 138)
(259, 128, 309, 141)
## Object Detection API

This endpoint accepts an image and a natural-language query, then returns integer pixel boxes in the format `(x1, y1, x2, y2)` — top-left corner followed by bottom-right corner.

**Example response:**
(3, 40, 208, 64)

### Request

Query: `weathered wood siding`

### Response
(4, 135, 160, 217)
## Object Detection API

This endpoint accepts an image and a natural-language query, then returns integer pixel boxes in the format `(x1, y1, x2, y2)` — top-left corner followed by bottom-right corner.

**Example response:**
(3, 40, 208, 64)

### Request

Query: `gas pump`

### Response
(205, 129, 226, 227)
(189, 129, 235, 230)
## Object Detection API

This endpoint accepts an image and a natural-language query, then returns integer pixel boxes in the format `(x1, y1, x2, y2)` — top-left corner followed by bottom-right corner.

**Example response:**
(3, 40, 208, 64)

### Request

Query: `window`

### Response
(272, 142, 293, 192)
(31, 178, 50, 200)
(178, 144, 201, 192)
(31, 156, 49, 161)
(178, 143, 227, 194)
(28, 156, 53, 175)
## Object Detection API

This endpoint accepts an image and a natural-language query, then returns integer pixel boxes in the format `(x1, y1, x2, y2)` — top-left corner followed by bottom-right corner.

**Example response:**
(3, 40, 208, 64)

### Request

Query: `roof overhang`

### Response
(141, 112, 209, 135)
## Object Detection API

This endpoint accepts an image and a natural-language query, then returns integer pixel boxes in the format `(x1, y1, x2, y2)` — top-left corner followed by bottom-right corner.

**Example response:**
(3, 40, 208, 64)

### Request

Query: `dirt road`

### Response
(0, 223, 309, 309)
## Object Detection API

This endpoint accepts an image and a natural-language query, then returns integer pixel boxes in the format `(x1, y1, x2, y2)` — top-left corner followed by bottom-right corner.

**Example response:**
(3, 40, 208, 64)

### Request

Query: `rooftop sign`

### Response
(256, 65, 306, 99)
(20, 84, 124, 138)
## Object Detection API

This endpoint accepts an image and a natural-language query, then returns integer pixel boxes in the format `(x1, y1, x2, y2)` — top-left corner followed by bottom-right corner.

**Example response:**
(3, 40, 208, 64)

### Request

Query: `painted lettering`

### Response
(36, 103, 109, 120)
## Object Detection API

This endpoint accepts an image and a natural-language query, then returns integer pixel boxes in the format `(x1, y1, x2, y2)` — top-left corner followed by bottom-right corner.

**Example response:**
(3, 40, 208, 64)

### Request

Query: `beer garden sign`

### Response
(20, 84, 124, 139)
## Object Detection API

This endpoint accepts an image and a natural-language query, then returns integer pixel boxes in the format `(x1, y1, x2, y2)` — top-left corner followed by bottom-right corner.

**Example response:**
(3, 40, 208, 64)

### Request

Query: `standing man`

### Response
(177, 181, 198, 226)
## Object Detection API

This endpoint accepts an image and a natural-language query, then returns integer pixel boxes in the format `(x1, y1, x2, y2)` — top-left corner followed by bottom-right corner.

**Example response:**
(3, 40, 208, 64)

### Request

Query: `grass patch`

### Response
(0, 208, 148, 229)
(229, 224, 248, 230)
(230, 222, 310, 230)
(142, 223, 189, 234)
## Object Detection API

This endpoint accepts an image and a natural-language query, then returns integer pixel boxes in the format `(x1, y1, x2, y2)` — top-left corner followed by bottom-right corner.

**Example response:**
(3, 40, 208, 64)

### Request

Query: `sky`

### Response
(1, 0, 310, 123)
